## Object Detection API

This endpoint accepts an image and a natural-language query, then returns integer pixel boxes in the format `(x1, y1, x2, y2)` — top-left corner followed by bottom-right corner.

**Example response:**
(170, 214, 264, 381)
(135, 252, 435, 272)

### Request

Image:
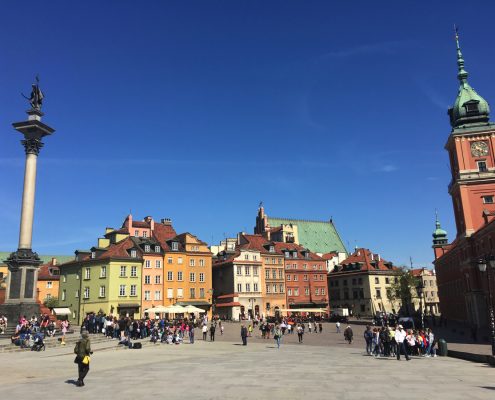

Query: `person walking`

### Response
(344, 325, 353, 344)
(60, 319, 69, 345)
(394, 325, 410, 361)
(336, 321, 341, 333)
(202, 324, 208, 341)
(241, 324, 248, 346)
(274, 324, 282, 349)
(189, 323, 195, 344)
(297, 324, 304, 343)
(74, 331, 92, 387)
(364, 325, 373, 355)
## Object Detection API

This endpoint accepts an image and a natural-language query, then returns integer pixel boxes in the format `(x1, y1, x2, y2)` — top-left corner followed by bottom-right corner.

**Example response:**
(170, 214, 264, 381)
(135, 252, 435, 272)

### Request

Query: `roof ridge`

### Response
(269, 217, 333, 224)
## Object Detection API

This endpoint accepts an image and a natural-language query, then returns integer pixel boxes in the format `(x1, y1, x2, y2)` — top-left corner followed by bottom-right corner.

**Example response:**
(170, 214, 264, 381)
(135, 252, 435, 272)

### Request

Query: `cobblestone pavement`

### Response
(0, 323, 494, 399)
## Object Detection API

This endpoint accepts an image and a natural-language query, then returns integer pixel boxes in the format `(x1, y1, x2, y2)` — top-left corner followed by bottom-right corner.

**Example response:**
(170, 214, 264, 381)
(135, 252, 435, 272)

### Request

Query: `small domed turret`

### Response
(448, 28, 491, 128)
(432, 212, 448, 247)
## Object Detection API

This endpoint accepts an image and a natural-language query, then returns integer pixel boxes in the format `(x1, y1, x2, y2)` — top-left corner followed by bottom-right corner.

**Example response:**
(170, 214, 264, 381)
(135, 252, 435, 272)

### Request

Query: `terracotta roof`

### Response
(152, 223, 178, 249)
(411, 268, 433, 277)
(97, 237, 141, 259)
(237, 234, 323, 260)
(320, 252, 338, 260)
(332, 248, 397, 273)
(132, 221, 149, 228)
(38, 263, 60, 280)
(216, 293, 238, 299)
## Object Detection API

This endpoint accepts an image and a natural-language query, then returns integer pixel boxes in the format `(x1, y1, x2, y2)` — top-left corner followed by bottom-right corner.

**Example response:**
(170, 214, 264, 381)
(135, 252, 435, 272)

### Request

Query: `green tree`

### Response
(387, 267, 420, 316)
(44, 297, 59, 309)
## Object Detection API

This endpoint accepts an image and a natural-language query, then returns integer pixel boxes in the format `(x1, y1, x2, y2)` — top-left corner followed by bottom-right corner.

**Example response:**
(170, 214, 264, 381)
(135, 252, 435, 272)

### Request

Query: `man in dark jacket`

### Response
(209, 323, 216, 341)
(74, 331, 92, 387)
(241, 324, 248, 345)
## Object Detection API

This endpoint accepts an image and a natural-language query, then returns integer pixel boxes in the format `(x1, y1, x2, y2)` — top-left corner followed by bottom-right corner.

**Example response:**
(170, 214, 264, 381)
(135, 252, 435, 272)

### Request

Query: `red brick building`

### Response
(433, 32, 495, 329)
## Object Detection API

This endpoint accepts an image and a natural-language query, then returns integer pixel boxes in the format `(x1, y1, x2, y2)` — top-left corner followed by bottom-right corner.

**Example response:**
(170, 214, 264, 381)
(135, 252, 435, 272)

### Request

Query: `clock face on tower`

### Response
(471, 141, 489, 157)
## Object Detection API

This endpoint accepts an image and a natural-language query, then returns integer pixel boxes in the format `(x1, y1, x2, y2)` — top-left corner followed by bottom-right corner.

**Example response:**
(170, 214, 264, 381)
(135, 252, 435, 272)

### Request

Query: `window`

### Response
(293, 275, 298, 281)
(172, 242, 179, 251)
(155, 260, 161, 268)
(120, 266, 126, 277)
(145, 245, 150, 252)
(254, 283, 258, 292)
(294, 288, 299, 296)
(143, 231, 148, 238)
(269, 246, 275, 253)
(253, 266, 258, 276)
(278, 269, 283, 279)
(85, 268, 90, 280)
(253, 255, 257, 261)
(177, 271, 183, 281)
(303, 264, 307, 270)
(199, 259, 205, 267)
(266, 284, 271, 293)
(285, 251, 290, 258)
(272, 270, 277, 279)
(279, 284, 284, 293)
(376, 289, 381, 298)
(483, 195, 494, 204)
(246, 283, 251, 292)
(313, 265, 317, 270)
(287, 275, 291, 281)
(466, 102, 479, 113)
(199, 273, 205, 282)
(119, 285, 126, 296)
(293, 251, 298, 259)
(478, 161, 488, 172)
(244, 254, 249, 260)
(320, 275, 324, 281)
(245, 266, 250, 275)
(91, 251, 95, 259)
(131, 266, 137, 277)
(352, 278, 356, 285)
(167, 288, 173, 299)
(305, 287, 310, 295)
(358, 277, 363, 285)
(237, 283, 242, 293)
(315, 288, 320, 295)
(190, 259, 196, 267)
(134, 230, 139, 237)
(145, 275, 151, 284)
(385, 277, 390, 284)
(62, 289, 66, 301)
(167, 271, 173, 281)
(99, 286, 106, 298)
(288, 288, 293, 296)
(273, 284, 277, 293)
(46, 281, 53, 289)
(144, 290, 151, 301)
(321, 288, 326, 295)
(155, 246, 160, 253)
(178, 257, 183, 264)
(75, 289, 79, 298)
(237, 266, 243, 275)
(145, 260, 151, 268)
(155, 275, 161, 284)
(100, 266, 106, 278)
(265, 270, 270, 279)
(130, 285, 137, 296)
(177, 288, 183, 298)
(374, 277, 379, 284)
(131, 250, 137, 258)
(303, 274, 308, 281)
(293, 264, 297, 269)
(84, 287, 90, 299)
(154, 290, 161, 300)
(167, 257, 173, 264)
(189, 273, 196, 282)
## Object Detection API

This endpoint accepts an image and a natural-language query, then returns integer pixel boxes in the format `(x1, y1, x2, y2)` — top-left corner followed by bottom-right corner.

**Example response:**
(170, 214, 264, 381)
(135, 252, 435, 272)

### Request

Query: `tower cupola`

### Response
(448, 28, 490, 129)
(432, 212, 448, 247)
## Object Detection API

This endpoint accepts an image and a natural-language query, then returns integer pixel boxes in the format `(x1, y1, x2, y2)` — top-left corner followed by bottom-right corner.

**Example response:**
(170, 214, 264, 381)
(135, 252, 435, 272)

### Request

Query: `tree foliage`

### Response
(387, 267, 420, 313)
(44, 297, 59, 309)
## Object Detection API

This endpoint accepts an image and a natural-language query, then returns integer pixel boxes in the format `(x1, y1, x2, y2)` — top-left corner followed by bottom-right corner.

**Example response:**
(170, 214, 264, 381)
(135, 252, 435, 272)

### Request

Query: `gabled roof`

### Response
(267, 217, 347, 254)
(38, 263, 60, 280)
(332, 248, 397, 274)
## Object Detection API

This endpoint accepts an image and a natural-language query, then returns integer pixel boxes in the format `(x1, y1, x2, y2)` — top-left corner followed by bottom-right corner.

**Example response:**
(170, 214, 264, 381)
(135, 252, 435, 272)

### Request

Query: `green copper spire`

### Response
(432, 211, 448, 247)
(448, 26, 491, 128)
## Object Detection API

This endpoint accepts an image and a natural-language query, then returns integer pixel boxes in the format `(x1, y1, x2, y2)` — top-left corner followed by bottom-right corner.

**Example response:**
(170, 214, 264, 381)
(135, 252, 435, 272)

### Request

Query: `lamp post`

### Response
(477, 258, 495, 357)
(416, 281, 425, 330)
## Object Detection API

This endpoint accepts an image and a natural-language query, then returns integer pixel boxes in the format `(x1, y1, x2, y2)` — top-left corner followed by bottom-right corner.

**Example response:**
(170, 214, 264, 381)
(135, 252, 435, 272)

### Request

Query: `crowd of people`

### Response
(362, 324, 438, 360)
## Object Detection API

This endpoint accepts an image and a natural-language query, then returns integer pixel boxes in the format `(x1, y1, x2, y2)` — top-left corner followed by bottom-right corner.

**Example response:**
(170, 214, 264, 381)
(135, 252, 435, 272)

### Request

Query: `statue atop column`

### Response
(22, 75, 44, 112)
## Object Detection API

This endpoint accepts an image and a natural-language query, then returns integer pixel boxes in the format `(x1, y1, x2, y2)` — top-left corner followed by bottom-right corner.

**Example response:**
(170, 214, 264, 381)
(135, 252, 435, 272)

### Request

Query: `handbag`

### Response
(82, 355, 90, 365)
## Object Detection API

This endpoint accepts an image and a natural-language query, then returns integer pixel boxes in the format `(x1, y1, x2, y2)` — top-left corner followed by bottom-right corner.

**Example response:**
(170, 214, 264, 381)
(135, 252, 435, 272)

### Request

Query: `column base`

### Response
(0, 302, 41, 325)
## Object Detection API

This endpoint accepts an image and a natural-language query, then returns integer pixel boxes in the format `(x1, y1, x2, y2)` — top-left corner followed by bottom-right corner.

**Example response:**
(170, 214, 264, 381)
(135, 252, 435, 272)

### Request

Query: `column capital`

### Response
(21, 138, 44, 155)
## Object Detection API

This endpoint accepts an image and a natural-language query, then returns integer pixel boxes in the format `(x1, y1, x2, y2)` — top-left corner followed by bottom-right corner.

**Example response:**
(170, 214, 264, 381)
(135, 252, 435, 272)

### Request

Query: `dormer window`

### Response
(284, 251, 290, 258)
(155, 245, 160, 253)
(172, 242, 179, 251)
(269, 246, 275, 253)
(465, 102, 479, 113)
(91, 251, 96, 259)
(145, 245, 150, 252)
(130, 249, 137, 258)
(293, 251, 298, 259)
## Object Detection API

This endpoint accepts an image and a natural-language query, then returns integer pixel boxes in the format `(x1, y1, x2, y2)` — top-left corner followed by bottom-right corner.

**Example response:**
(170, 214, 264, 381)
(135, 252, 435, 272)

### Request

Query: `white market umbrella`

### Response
(182, 305, 205, 314)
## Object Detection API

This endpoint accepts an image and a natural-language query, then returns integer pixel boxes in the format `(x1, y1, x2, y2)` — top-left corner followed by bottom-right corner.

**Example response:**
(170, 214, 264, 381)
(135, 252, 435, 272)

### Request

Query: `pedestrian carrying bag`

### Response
(82, 355, 90, 365)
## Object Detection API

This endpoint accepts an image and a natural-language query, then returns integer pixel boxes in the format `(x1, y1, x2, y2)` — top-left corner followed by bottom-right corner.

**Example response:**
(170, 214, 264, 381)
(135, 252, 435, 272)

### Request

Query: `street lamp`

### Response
(477, 257, 495, 356)
(416, 281, 425, 330)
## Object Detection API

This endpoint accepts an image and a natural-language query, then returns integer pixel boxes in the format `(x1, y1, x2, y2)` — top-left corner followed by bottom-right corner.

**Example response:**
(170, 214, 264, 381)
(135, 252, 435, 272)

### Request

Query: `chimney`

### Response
(51, 257, 57, 265)
(378, 254, 381, 262)
(371, 254, 374, 261)
(128, 214, 133, 229)
(161, 218, 172, 226)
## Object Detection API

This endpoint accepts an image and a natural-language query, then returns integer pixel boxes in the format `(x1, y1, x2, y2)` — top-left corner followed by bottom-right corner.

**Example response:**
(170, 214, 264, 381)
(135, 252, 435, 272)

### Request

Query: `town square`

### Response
(1, 1, 495, 398)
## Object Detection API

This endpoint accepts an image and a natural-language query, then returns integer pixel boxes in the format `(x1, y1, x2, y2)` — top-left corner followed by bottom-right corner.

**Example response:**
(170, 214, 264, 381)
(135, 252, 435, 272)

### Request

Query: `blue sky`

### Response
(1, 1, 495, 267)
